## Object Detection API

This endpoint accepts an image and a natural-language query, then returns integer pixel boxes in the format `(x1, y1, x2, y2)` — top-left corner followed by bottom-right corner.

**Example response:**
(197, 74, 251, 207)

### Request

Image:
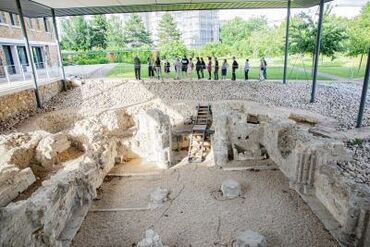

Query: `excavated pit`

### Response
(0, 99, 369, 247)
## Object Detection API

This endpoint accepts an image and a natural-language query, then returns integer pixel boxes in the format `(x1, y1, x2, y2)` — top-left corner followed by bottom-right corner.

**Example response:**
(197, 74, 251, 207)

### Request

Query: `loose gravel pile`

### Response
(1, 79, 369, 185)
(337, 140, 370, 186)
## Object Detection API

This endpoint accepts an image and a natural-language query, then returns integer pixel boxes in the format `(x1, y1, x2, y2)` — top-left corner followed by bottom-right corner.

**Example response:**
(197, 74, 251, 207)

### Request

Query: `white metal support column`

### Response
(51, 9, 66, 91)
(16, 0, 42, 108)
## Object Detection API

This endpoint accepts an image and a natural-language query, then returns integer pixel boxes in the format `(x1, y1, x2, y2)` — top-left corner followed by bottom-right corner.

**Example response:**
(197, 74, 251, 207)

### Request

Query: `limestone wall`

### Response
(0, 80, 68, 129)
(212, 102, 370, 247)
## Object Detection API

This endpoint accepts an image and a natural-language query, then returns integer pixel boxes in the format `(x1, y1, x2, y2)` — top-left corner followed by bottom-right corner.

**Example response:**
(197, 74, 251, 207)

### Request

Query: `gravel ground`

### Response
(337, 140, 370, 185)
(72, 164, 338, 247)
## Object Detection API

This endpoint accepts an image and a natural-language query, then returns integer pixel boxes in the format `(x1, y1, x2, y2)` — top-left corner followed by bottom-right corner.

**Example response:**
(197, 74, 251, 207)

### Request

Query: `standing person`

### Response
(221, 59, 228, 80)
(187, 57, 194, 80)
(164, 59, 171, 79)
(155, 56, 162, 80)
(259, 58, 266, 81)
(200, 57, 206, 79)
(175, 57, 182, 80)
(147, 57, 154, 79)
(195, 57, 202, 79)
(181, 55, 189, 79)
(134, 56, 141, 80)
(244, 59, 250, 80)
(262, 57, 267, 80)
(231, 57, 239, 81)
(207, 57, 212, 80)
(214, 57, 219, 80)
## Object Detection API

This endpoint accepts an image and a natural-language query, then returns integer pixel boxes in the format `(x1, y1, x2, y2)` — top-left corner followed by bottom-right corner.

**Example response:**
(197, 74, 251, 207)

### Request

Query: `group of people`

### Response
(133, 55, 268, 81)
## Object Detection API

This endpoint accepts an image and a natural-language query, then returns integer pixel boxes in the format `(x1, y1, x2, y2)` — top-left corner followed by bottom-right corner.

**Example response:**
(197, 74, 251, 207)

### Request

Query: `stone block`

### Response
(36, 133, 71, 169)
(137, 229, 164, 247)
(236, 230, 267, 247)
(221, 179, 241, 198)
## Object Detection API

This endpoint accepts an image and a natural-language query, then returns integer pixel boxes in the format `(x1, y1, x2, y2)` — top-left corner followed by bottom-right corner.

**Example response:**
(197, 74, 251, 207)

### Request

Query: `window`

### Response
(0, 12, 6, 24)
(35, 18, 41, 30)
(27, 18, 34, 29)
(43, 17, 50, 32)
(9, 13, 19, 26)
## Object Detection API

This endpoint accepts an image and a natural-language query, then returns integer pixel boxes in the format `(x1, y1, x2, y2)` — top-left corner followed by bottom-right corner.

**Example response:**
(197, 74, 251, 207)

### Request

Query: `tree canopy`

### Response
(123, 14, 152, 48)
(61, 16, 92, 51)
(157, 13, 181, 47)
(289, 7, 348, 59)
(347, 2, 370, 56)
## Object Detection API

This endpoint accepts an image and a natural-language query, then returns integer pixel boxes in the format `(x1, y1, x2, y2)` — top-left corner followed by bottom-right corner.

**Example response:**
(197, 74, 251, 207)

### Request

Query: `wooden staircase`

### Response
(188, 104, 212, 163)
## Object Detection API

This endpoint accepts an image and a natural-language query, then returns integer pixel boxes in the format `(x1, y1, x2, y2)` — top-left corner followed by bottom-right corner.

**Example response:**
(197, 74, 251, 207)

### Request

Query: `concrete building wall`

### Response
(121, 10, 220, 48)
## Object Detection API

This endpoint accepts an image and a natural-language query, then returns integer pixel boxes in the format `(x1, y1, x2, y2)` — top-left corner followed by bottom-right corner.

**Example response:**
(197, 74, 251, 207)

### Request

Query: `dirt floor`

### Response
(72, 161, 338, 247)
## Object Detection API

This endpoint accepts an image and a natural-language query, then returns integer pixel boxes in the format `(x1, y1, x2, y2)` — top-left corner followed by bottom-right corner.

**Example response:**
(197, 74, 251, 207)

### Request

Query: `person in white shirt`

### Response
(244, 59, 250, 81)
(187, 57, 194, 80)
(175, 58, 182, 80)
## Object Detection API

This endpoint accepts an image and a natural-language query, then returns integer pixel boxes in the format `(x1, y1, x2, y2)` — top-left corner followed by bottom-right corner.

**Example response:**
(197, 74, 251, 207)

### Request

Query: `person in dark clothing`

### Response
(196, 57, 202, 79)
(147, 57, 154, 78)
(134, 56, 141, 80)
(200, 57, 206, 79)
(231, 57, 239, 81)
(164, 59, 171, 79)
(261, 57, 267, 79)
(207, 57, 212, 80)
(181, 55, 189, 79)
(214, 57, 219, 80)
(155, 56, 162, 80)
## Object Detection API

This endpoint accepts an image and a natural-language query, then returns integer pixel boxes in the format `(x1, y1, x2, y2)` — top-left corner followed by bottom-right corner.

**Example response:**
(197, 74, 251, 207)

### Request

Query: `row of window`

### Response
(0, 11, 51, 33)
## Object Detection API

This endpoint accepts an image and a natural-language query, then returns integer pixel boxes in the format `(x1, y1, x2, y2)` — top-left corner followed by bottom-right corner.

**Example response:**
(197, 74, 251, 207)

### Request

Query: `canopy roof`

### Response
(1, 0, 333, 18)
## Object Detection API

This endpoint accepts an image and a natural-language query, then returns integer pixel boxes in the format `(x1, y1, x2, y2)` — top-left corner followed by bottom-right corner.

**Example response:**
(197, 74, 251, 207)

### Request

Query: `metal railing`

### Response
(0, 62, 62, 84)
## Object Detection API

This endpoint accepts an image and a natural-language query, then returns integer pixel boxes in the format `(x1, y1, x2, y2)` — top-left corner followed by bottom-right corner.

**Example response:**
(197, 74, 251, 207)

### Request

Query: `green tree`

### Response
(123, 14, 152, 48)
(159, 40, 188, 59)
(289, 7, 348, 60)
(220, 16, 268, 46)
(106, 15, 126, 49)
(157, 13, 181, 47)
(90, 15, 109, 49)
(60, 16, 92, 51)
(347, 3, 370, 70)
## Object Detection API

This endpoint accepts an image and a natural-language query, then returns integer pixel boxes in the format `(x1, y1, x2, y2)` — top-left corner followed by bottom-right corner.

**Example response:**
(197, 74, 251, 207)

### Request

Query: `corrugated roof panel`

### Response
(0, 0, 332, 18)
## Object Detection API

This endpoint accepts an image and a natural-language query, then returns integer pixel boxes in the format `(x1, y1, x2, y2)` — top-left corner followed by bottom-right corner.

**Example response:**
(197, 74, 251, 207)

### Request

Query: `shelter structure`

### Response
(0, 0, 368, 126)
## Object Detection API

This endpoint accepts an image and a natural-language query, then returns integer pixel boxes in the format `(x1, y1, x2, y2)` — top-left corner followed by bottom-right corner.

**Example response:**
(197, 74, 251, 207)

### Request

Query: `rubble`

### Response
(221, 179, 241, 198)
(235, 230, 267, 247)
(137, 228, 164, 247)
(150, 187, 169, 206)
(36, 133, 71, 169)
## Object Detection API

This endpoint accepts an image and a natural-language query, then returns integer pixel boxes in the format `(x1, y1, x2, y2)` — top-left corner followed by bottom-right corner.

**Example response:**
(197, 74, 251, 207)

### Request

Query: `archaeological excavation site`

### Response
(0, 78, 369, 247)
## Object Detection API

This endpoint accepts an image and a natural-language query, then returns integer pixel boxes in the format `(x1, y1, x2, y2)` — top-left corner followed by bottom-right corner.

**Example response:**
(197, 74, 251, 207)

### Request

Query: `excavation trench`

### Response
(0, 101, 369, 247)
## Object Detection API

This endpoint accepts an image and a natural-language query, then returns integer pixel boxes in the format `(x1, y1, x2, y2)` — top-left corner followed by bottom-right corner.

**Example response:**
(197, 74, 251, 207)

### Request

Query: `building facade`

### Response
(0, 11, 59, 82)
(122, 10, 220, 48)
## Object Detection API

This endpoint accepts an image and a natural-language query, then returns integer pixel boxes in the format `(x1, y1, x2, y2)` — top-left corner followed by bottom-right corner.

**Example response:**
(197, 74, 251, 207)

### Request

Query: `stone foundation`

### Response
(0, 80, 70, 130)
(213, 102, 370, 247)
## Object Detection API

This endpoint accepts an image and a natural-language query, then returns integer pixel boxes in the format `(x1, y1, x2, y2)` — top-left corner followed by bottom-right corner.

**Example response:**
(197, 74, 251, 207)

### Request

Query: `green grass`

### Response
(107, 63, 329, 80)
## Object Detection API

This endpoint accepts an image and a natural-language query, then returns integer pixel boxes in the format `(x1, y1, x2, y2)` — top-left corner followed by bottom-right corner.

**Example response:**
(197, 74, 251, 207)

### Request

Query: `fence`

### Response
(0, 62, 62, 84)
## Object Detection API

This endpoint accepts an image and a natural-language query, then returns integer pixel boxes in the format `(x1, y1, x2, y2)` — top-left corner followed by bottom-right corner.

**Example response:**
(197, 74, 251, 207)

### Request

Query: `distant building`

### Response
(0, 11, 58, 81)
(122, 10, 220, 48)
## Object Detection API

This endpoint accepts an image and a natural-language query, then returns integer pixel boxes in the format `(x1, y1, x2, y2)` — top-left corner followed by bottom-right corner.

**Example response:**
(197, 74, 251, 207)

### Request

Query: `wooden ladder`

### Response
(188, 104, 211, 163)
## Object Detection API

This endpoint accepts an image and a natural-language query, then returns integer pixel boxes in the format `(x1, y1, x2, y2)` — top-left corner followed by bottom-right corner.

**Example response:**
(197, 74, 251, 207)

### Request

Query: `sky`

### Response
(219, 0, 369, 24)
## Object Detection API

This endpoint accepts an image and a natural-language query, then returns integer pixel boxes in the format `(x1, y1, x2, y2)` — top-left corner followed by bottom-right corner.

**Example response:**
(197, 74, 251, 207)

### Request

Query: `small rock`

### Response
(137, 228, 163, 247)
(150, 187, 169, 205)
(236, 230, 267, 247)
(221, 179, 241, 198)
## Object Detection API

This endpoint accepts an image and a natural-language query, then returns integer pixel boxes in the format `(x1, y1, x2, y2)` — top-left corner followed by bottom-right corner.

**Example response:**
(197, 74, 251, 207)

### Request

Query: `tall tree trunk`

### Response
(311, 53, 315, 77)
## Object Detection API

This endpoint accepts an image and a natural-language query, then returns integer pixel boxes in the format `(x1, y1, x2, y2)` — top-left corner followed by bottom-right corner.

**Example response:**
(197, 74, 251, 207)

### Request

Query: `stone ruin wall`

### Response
(0, 105, 174, 247)
(0, 80, 70, 128)
(212, 104, 370, 247)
